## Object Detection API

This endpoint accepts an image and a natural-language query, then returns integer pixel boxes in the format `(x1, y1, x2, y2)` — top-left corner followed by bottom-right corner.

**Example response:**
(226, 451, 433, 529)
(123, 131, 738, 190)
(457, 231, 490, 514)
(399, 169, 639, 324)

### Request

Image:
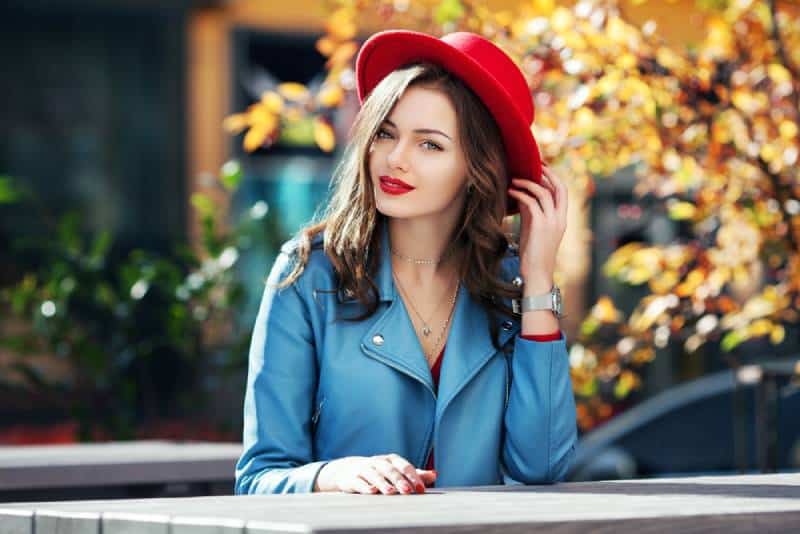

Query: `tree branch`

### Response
(768, 0, 800, 121)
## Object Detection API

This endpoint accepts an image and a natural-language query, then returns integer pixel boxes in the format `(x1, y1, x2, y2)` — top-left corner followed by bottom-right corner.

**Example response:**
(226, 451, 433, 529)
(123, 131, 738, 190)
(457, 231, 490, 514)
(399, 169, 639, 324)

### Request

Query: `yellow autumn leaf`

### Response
(326, 8, 356, 41)
(317, 84, 344, 108)
(573, 107, 595, 134)
(222, 113, 249, 134)
(260, 91, 284, 113)
(606, 16, 631, 45)
(592, 296, 621, 323)
(770, 324, 785, 344)
(650, 270, 679, 294)
(278, 83, 309, 102)
(313, 117, 336, 153)
(248, 104, 271, 126)
(533, 0, 554, 15)
(779, 121, 798, 141)
(316, 36, 337, 57)
(326, 41, 358, 69)
(749, 318, 773, 337)
(631, 347, 655, 365)
(626, 266, 652, 285)
(616, 53, 637, 70)
(243, 124, 269, 152)
(767, 63, 791, 83)
(704, 17, 734, 58)
(551, 7, 574, 32)
(604, 242, 643, 277)
(759, 142, 778, 163)
(656, 46, 683, 71)
(668, 201, 697, 220)
(731, 89, 767, 114)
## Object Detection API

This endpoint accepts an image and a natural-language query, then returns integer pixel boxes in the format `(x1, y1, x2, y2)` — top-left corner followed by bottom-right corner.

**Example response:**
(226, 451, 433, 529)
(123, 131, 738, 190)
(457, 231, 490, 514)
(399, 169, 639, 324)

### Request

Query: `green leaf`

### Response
(721, 330, 745, 352)
(220, 160, 243, 191)
(191, 193, 216, 218)
(278, 117, 315, 147)
(435, 0, 464, 25)
(0, 176, 22, 204)
(57, 212, 83, 257)
(88, 231, 112, 269)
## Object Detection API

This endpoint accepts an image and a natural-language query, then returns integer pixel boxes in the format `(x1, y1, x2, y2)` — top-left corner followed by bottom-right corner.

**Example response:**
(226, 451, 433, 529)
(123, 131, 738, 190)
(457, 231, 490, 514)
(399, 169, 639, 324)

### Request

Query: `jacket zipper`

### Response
(311, 397, 325, 429)
(505, 359, 511, 410)
(361, 343, 437, 467)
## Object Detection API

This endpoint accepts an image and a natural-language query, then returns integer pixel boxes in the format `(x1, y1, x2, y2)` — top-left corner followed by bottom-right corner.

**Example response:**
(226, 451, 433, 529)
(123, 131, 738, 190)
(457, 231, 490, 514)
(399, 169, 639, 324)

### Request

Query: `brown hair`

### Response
(277, 62, 523, 349)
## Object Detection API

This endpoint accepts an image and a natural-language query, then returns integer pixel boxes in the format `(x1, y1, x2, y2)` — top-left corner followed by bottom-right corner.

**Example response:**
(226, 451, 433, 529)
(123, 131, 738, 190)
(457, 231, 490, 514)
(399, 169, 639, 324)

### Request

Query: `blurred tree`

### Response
(226, 0, 799, 432)
(0, 162, 283, 440)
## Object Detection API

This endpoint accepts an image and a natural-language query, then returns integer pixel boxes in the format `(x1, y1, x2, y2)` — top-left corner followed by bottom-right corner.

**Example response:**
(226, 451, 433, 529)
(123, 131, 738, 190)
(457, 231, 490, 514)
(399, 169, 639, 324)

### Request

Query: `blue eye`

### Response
(376, 128, 442, 151)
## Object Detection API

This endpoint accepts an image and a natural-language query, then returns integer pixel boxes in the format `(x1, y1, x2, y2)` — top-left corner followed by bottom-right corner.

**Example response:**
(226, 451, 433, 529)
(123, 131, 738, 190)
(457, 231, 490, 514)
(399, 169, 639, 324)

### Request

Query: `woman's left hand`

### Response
(507, 165, 568, 292)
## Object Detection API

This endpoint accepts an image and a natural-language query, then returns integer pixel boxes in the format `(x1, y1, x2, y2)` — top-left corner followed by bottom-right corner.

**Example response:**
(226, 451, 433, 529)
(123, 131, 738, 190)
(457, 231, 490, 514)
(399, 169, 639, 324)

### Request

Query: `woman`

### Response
(235, 30, 577, 496)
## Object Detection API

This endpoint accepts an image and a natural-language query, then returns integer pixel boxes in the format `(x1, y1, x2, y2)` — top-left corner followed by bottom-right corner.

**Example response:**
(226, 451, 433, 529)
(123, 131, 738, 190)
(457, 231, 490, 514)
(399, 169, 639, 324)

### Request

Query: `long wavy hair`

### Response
(277, 62, 523, 349)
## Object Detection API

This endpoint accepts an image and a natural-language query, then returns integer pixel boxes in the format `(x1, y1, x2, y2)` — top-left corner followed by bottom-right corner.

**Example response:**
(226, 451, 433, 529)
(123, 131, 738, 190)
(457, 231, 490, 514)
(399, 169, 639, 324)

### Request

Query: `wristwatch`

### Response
(513, 284, 563, 318)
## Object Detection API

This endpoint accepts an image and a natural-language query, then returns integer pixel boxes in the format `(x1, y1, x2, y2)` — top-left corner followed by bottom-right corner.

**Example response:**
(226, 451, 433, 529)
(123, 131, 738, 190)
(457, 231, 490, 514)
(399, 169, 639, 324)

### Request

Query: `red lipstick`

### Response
(379, 176, 415, 195)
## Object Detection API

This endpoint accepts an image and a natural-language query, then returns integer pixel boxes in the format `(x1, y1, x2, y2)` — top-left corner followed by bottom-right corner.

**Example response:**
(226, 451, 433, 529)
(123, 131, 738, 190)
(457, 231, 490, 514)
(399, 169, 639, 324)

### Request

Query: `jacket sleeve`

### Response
(501, 331, 578, 484)
(235, 251, 328, 494)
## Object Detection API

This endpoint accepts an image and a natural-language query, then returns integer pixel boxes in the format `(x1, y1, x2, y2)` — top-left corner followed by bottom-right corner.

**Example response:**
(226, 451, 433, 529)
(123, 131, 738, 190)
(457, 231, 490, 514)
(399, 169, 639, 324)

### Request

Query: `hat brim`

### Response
(356, 30, 542, 216)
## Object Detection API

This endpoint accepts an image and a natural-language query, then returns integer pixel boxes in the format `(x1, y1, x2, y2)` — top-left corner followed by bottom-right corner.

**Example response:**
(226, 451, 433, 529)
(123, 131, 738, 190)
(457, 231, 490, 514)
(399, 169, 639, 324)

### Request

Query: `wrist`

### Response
(314, 459, 337, 492)
(520, 274, 554, 297)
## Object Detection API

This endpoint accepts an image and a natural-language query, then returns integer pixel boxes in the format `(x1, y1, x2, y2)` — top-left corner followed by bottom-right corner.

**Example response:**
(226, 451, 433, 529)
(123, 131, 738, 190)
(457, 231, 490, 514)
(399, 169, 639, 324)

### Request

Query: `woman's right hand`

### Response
(314, 454, 437, 494)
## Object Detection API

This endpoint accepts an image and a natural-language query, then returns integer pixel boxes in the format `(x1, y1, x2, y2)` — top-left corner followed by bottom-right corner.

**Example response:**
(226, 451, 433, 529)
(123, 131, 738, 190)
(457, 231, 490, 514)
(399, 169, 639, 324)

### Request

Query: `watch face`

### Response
(552, 286, 563, 315)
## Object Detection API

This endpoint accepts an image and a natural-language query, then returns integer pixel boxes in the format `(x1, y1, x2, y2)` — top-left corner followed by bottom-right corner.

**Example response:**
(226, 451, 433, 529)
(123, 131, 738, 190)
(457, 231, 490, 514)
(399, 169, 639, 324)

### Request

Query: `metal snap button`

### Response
(372, 334, 384, 346)
(512, 276, 523, 288)
(502, 320, 514, 330)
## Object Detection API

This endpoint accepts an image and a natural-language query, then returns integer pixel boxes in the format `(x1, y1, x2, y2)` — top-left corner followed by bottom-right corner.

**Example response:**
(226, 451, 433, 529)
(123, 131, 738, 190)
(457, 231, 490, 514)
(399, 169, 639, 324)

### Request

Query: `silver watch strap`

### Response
(520, 293, 553, 313)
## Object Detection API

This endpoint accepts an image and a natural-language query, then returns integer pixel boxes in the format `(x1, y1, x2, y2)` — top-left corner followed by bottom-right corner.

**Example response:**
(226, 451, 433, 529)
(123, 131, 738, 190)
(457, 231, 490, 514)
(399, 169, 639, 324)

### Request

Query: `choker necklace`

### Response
(390, 244, 455, 265)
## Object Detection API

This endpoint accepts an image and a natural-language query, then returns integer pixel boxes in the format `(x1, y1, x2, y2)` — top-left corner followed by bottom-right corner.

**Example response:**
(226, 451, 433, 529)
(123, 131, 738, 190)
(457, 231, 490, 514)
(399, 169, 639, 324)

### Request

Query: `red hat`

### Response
(355, 29, 542, 216)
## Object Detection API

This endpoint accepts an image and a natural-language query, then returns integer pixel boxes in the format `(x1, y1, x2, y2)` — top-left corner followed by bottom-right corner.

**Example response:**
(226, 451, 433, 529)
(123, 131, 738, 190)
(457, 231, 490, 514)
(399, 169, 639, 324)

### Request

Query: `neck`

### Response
(387, 217, 463, 287)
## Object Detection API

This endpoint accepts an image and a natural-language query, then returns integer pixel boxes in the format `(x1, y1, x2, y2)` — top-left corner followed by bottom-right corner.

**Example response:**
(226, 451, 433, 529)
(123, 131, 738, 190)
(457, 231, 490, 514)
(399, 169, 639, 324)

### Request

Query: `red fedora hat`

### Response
(355, 29, 543, 216)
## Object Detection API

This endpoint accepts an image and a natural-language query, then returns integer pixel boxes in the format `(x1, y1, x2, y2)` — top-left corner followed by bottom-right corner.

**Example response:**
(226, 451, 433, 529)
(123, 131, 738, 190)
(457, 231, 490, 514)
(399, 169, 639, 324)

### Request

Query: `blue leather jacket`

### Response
(235, 222, 577, 494)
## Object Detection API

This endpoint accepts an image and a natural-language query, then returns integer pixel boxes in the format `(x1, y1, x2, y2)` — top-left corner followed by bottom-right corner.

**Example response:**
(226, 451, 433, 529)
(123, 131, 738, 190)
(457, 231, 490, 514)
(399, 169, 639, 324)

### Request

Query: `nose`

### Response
(386, 138, 410, 172)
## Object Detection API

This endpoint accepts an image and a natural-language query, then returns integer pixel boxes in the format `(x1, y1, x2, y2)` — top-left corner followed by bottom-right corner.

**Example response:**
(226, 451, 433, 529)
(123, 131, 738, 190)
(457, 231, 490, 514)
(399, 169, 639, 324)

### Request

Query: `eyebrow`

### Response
(383, 119, 453, 141)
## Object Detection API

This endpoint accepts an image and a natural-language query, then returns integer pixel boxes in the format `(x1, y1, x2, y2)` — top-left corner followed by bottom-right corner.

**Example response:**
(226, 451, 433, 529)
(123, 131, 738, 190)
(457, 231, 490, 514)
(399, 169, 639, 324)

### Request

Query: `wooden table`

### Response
(2, 472, 799, 533)
(0, 441, 242, 501)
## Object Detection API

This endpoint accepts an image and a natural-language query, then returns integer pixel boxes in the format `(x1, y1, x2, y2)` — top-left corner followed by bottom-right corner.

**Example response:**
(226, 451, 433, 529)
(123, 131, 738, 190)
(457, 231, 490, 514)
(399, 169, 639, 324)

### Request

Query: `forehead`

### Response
(387, 86, 457, 130)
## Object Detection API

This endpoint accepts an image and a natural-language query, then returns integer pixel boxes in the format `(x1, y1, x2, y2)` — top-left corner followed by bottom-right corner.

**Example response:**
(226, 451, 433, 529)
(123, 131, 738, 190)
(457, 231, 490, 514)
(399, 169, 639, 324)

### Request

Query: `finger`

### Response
(416, 469, 438, 486)
(538, 169, 558, 202)
(511, 179, 554, 215)
(508, 188, 545, 220)
(544, 167, 569, 211)
(351, 476, 379, 494)
(386, 454, 426, 493)
(542, 168, 568, 226)
(361, 466, 397, 495)
(373, 459, 415, 494)
(539, 169, 559, 207)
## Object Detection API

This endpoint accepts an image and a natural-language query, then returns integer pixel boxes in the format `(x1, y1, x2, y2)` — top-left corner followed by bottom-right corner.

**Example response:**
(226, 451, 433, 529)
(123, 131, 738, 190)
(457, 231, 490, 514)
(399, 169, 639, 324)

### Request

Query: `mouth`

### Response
(379, 176, 415, 195)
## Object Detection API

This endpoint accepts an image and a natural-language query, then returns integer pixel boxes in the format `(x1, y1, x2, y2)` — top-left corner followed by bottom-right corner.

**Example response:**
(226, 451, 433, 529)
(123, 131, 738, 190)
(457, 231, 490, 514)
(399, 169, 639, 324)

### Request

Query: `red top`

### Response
(424, 330, 562, 471)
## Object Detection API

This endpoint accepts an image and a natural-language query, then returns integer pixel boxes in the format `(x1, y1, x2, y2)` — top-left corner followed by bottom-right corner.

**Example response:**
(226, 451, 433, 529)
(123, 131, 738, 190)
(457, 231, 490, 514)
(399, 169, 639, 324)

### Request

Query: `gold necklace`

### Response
(393, 273, 451, 336)
(390, 244, 455, 265)
(427, 281, 459, 363)
(393, 273, 460, 363)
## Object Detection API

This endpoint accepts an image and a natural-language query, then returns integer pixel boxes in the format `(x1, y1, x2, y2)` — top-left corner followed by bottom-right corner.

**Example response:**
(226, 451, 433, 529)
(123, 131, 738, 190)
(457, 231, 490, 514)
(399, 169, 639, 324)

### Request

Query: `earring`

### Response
(466, 184, 475, 194)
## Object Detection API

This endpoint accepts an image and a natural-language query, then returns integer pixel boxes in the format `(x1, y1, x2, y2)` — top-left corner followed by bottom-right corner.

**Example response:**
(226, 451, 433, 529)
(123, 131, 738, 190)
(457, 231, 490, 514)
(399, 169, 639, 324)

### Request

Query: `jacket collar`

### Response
(360, 219, 520, 417)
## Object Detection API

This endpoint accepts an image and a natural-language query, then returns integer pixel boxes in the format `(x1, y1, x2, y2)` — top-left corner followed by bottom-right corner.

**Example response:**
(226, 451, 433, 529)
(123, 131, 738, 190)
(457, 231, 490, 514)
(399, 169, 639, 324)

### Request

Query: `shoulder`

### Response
(273, 230, 336, 292)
